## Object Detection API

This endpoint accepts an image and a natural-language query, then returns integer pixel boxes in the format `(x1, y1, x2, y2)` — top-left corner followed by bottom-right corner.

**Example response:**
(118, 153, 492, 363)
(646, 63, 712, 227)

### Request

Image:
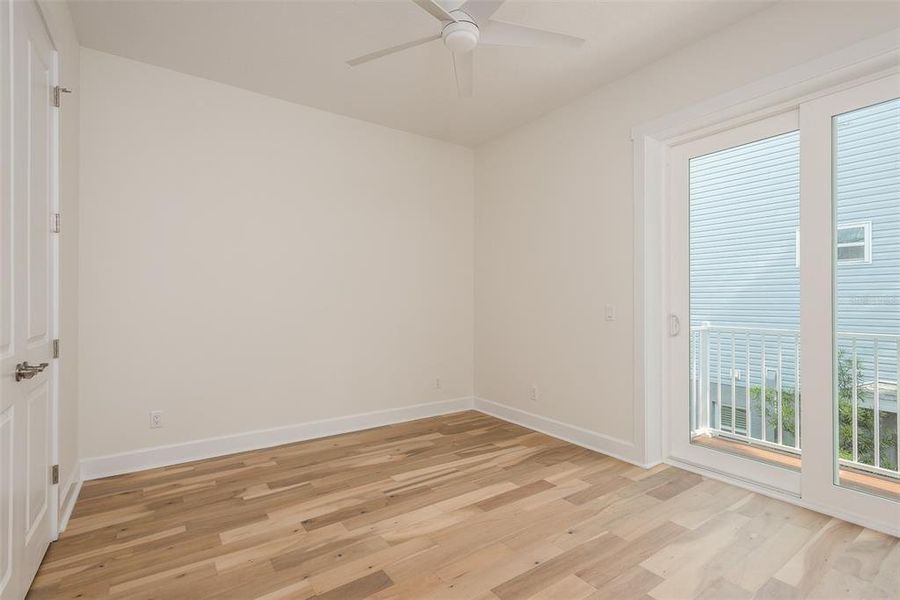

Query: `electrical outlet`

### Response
(530, 386, 538, 402)
(435, 377, 442, 390)
(150, 411, 163, 429)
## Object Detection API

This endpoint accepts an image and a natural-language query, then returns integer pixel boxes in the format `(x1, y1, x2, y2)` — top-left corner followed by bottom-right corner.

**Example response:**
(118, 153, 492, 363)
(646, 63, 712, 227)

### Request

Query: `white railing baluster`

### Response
(688, 325, 898, 479)
(874, 338, 880, 469)
(795, 333, 800, 449)
(896, 340, 899, 471)
(691, 330, 697, 432)
(731, 332, 737, 435)
(701, 324, 710, 432)
(717, 332, 722, 433)
(761, 335, 767, 443)
(777, 334, 783, 446)
(852, 338, 858, 464)
(746, 333, 751, 441)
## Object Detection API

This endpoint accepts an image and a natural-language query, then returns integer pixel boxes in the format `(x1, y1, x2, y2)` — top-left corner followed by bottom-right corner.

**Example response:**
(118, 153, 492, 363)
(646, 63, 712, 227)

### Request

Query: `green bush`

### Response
(835, 350, 898, 470)
(744, 350, 898, 470)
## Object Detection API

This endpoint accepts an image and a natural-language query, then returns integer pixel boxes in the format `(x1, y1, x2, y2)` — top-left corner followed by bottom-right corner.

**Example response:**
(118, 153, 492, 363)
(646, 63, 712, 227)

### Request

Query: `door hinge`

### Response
(51, 212, 60, 234)
(52, 339, 60, 359)
(51, 464, 59, 485)
(52, 86, 71, 108)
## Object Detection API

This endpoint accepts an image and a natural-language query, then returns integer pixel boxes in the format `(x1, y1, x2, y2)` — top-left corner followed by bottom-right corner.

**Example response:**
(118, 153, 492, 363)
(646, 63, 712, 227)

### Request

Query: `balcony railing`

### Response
(690, 324, 899, 480)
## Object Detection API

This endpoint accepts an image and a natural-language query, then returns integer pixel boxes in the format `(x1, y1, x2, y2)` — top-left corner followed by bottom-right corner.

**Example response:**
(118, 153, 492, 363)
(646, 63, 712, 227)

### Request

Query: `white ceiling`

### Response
(69, 1, 775, 147)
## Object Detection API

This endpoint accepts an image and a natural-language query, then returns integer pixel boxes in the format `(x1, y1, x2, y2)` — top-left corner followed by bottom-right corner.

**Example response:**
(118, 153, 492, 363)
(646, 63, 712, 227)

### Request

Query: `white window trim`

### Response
(795, 221, 872, 267)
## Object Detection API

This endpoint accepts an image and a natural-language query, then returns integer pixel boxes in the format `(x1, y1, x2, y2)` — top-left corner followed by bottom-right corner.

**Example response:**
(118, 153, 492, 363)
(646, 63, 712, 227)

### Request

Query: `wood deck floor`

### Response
(692, 434, 900, 500)
(28, 411, 899, 599)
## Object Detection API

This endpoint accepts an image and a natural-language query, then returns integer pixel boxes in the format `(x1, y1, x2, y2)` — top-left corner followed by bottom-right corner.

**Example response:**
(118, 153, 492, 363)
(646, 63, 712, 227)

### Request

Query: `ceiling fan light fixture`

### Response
(442, 20, 479, 54)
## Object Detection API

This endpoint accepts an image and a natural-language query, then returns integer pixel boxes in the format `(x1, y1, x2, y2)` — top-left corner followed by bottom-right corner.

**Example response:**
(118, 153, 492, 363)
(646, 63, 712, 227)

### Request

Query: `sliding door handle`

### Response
(668, 314, 681, 337)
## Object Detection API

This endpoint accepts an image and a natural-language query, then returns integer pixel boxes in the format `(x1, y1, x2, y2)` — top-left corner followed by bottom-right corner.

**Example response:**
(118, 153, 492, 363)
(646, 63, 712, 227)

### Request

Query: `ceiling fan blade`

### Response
(479, 20, 584, 49)
(347, 34, 441, 66)
(437, 0, 468, 11)
(452, 51, 473, 98)
(412, 0, 459, 23)
(459, 0, 505, 24)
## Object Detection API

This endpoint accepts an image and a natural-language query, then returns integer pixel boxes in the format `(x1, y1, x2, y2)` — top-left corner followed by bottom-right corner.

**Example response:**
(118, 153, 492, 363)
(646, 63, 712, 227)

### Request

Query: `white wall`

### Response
(474, 2, 900, 464)
(78, 49, 474, 460)
(37, 0, 80, 518)
(77, 1, 898, 469)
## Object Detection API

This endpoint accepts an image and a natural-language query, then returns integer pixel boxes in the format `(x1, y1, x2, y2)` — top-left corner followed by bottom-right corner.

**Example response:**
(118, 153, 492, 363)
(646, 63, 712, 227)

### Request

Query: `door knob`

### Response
(15, 361, 48, 382)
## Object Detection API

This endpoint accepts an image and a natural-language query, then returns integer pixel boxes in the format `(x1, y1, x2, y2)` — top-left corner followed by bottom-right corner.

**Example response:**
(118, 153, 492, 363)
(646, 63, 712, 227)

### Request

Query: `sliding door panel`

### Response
(833, 97, 899, 499)
(801, 74, 900, 533)
(669, 112, 802, 494)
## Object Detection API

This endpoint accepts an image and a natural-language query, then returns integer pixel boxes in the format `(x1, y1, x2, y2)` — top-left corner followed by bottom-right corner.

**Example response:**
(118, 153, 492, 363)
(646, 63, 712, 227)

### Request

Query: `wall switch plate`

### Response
(605, 304, 616, 321)
(150, 411, 163, 429)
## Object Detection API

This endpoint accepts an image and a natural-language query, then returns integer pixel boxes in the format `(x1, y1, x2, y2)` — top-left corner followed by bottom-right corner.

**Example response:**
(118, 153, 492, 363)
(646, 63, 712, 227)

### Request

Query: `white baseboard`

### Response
(79, 396, 651, 483)
(666, 456, 900, 538)
(472, 397, 645, 467)
(81, 397, 475, 480)
(57, 462, 82, 533)
(75, 394, 898, 537)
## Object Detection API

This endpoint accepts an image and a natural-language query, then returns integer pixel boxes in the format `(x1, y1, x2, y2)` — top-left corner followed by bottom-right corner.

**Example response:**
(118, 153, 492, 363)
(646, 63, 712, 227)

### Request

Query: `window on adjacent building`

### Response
(795, 222, 871, 266)
(836, 222, 871, 263)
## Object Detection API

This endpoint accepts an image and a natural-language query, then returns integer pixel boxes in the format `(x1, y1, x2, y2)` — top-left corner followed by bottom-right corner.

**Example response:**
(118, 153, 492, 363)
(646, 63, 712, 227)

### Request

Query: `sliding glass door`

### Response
(668, 73, 900, 530)
(668, 111, 803, 494)
(832, 97, 899, 498)
(800, 74, 900, 526)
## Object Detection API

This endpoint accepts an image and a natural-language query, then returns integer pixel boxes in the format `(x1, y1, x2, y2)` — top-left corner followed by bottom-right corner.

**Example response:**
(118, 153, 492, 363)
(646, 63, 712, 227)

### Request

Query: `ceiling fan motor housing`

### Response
(442, 14, 479, 54)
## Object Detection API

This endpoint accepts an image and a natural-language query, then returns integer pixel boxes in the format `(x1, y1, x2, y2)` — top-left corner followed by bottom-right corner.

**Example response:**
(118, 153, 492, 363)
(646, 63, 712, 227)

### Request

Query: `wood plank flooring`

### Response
(28, 411, 899, 599)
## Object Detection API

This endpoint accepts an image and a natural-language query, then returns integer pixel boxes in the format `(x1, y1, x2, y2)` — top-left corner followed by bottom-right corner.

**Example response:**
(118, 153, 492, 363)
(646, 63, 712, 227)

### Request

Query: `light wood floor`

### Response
(29, 411, 899, 599)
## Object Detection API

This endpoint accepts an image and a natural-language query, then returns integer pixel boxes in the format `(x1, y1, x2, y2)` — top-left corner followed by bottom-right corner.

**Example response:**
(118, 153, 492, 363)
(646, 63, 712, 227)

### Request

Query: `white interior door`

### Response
(0, 1, 57, 598)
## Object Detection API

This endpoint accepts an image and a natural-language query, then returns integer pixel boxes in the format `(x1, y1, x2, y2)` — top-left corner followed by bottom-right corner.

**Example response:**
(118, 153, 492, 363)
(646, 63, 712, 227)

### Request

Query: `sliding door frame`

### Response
(632, 32, 900, 535)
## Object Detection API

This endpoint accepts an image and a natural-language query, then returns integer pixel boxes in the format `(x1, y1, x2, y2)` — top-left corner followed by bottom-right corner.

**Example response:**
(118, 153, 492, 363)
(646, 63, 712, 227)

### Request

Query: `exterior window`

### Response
(836, 222, 871, 263)
(795, 222, 871, 266)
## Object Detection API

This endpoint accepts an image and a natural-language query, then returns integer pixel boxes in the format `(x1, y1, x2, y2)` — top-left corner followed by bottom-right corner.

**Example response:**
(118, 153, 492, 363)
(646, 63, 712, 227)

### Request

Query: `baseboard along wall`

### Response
(80, 397, 475, 480)
(71, 395, 896, 538)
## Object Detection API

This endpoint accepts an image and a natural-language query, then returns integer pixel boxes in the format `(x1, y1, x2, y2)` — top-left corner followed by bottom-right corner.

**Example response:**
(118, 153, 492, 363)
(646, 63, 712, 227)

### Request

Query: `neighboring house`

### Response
(688, 99, 899, 459)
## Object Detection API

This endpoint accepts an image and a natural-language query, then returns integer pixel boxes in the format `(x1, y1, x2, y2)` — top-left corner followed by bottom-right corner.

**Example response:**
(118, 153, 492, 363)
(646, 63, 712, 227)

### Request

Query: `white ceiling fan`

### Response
(347, 0, 584, 98)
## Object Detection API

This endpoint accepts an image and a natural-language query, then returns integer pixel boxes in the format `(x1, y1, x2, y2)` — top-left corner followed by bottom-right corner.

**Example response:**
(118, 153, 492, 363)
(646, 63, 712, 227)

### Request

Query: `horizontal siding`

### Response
(835, 98, 900, 334)
(689, 98, 900, 396)
(835, 98, 900, 404)
(690, 131, 801, 389)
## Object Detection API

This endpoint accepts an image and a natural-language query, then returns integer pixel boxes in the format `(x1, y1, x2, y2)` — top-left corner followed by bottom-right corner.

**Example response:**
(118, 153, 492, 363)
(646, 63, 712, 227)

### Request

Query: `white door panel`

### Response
(0, 1, 58, 598)
(0, 0, 12, 389)
(26, 31, 51, 350)
(0, 408, 13, 595)
(24, 384, 48, 544)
